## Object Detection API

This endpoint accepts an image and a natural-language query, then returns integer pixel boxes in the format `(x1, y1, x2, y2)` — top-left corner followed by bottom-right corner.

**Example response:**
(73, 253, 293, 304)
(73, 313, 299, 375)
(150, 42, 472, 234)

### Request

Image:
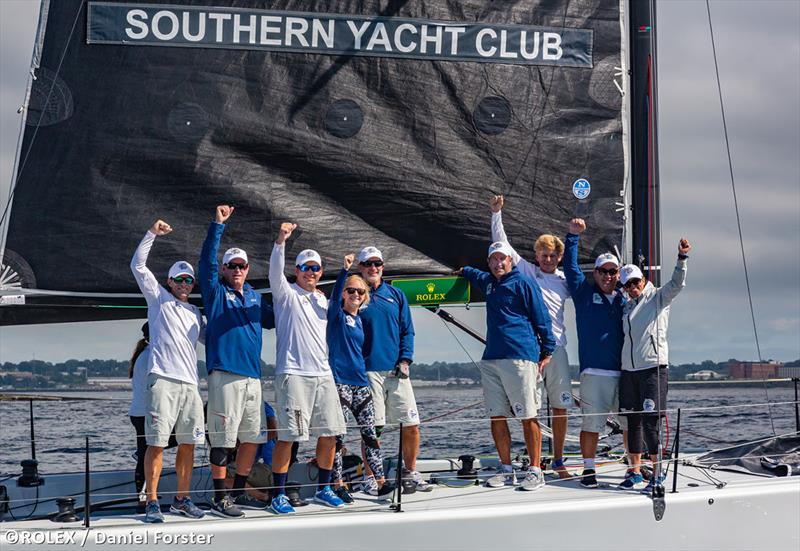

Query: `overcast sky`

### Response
(0, 0, 798, 367)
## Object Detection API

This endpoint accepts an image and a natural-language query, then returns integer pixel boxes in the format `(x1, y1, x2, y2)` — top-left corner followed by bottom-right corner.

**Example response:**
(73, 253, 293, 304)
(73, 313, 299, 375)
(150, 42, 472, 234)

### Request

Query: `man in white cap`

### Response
(563, 218, 627, 489)
(268, 222, 347, 515)
(357, 245, 429, 493)
(617, 238, 690, 493)
(198, 206, 275, 517)
(457, 241, 556, 491)
(489, 195, 574, 479)
(130, 219, 205, 523)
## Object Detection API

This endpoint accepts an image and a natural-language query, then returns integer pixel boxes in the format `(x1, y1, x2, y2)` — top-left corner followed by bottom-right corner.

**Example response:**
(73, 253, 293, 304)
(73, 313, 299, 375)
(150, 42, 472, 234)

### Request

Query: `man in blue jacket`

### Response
(563, 218, 627, 489)
(357, 246, 430, 493)
(458, 241, 557, 491)
(199, 205, 275, 517)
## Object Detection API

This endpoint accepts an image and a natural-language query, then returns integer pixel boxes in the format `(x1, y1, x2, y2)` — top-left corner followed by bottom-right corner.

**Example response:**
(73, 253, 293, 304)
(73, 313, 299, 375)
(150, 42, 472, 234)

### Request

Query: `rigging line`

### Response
(0, 0, 86, 229)
(705, 0, 774, 436)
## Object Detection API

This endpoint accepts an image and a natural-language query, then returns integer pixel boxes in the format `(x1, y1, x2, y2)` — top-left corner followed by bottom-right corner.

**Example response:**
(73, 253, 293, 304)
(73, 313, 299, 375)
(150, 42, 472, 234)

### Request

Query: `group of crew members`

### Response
(128, 197, 690, 523)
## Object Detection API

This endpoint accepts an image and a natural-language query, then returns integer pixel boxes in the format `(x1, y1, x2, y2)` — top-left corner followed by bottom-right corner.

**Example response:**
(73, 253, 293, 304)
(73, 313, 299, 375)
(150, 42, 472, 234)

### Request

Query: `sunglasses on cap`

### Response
(345, 287, 366, 296)
(171, 276, 194, 284)
(225, 262, 248, 271)
(596, 267, 619, 276)
(360, 260, 384, 268)
(297, 264, 322, 273)
(623, 278, 642, 289)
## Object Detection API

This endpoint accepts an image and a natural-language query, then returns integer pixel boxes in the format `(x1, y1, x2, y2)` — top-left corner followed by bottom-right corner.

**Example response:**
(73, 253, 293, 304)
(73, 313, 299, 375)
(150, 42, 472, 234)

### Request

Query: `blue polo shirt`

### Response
(360, 280, 414, 372)
(462, 266, 556, 361)
(326, 269, 369, 386)
(198, 222, 274, 378)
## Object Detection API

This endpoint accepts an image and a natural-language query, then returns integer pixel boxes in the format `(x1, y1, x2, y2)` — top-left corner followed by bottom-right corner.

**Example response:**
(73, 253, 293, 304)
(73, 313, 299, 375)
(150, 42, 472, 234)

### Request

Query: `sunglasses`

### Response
(345, 287, 366, 296)
(596, 267, 619, 276)
(225, 263, 248, 271)
(623, 278, 642, 289)
(360, 260, 384, 268)
(297, 264, 322, 273)
(171, 276, 194, 284)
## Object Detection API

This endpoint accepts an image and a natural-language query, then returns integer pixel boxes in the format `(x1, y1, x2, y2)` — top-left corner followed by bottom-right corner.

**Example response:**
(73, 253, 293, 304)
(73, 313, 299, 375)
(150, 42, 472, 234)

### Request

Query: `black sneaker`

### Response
(580, 469, 598, 488)
(233, 493, 269, 510)
(334, 486, 354, 504)
(377, 481, 396, 497)
(210, 495, 244, 518)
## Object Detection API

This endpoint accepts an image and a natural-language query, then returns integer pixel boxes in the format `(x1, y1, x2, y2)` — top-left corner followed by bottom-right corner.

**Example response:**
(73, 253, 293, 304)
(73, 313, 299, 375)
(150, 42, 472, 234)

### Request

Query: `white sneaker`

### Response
(520, 469, 545, 491)
(408, 470, 433, 492)
(485, 470, 517, 488)
(362, 475, 379, 496)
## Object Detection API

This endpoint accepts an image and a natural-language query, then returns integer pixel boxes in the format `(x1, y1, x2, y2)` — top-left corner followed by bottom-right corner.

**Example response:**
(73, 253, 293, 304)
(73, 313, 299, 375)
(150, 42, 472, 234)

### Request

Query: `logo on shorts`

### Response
(643, 399, 656, 412)
(513, 402, 525, 416)
(345, 315, 356, 327)
(193, 426, 204, 441)
(560, 391, 572, 406)
(592, 293, 603, 304)
(408, 408, 419, 421)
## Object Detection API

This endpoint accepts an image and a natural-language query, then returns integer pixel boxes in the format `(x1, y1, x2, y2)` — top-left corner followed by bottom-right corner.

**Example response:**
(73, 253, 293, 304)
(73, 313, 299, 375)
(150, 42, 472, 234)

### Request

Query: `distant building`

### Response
(728, 361, 782, 380)
(685, 370, 726, 381)
(777, 366, 800, 379)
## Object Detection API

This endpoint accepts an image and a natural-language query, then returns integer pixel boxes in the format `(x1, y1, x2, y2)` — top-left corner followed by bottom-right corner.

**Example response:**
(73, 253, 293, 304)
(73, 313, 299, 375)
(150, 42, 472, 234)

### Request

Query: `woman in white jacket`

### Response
(617, 238, 691, 493)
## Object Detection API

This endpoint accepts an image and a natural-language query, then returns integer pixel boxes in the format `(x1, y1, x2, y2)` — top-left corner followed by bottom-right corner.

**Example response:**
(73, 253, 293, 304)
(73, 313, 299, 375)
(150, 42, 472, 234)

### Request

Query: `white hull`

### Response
(2, 459, 798, 550)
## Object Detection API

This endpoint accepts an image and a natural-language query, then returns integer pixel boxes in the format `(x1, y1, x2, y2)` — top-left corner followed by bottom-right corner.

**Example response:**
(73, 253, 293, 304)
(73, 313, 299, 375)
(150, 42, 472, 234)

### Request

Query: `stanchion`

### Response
(671, 408, 681, 494)
(391, 423, 404, 513)
(793, 378, 799, 433)
(84, 436, 91, 528)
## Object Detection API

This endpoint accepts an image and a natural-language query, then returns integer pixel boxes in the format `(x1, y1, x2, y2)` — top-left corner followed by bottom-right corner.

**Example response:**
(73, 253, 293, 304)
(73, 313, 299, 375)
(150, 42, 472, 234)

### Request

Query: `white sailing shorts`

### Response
(541, 346, 574, 409)
(275, 373, 346, 442)
(479, 359, 541, 419)
(368, 370, 420, 427)
(207, 370, 268, 448)
(145, 373, 204, 447)
(579, 372, 628, 433)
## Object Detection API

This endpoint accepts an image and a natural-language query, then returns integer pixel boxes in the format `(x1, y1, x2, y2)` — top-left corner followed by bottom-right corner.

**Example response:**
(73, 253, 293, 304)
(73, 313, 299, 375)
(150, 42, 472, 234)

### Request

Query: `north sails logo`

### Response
(180, 262, 189, 270)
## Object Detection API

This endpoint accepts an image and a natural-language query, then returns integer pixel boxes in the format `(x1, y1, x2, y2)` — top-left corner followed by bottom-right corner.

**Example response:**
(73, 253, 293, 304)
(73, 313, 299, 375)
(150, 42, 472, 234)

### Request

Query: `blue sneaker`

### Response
(618, 471, 646, 490)
(270, 494, 296, 515)
(170, 496, 205, 518)
(641, 475, 666, 495)
(314, 485, 345, 508)
(144, 500, 164, 523)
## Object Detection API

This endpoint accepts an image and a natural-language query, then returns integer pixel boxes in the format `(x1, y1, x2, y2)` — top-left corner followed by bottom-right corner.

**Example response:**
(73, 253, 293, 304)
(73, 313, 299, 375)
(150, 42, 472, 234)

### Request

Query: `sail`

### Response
(1, 0, 628, 325)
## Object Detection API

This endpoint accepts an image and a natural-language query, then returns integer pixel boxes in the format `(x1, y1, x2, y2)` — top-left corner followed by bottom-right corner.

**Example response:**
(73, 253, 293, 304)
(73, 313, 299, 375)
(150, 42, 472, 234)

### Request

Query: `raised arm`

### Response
(655, 238, 691, 309)
(198, 206, 233, 297)
(130, 220, 171, 303)
(563, 218, 587, 294)
(269, 222, 297, 302)
(489, 195, 523, 265)
(327, 257, 352, 321)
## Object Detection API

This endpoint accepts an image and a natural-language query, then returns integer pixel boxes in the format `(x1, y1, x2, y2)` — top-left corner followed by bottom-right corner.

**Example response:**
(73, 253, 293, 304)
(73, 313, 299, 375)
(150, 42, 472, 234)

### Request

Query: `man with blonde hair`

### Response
(489, 196, 573, 479)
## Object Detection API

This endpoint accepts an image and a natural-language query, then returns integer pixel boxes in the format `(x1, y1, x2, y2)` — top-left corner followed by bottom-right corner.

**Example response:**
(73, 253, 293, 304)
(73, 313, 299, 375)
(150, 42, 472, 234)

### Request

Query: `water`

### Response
(1, 385, 796, 476)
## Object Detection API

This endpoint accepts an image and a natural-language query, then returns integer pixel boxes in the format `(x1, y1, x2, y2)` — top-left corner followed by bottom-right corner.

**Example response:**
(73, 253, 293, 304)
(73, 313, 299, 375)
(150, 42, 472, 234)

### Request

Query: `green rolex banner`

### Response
(391, 277, 470, 306)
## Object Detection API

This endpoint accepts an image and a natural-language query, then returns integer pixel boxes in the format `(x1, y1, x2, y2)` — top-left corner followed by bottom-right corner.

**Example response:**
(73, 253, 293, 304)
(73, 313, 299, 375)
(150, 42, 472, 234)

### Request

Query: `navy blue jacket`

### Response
(563, 233, 625, 373)
(360, 281, 414, 372)
(198, 222, 274, 378)
(326, 269, 369, 386)
(462, 266, 556, 362)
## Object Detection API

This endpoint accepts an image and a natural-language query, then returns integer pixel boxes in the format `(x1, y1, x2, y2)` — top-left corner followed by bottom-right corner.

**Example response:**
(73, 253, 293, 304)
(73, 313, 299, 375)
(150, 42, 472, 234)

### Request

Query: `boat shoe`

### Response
(170, 496, 204, 518)
(519, 469, 545, 491)
(485, 470, 518, 488)
(144, 500, 165, 523)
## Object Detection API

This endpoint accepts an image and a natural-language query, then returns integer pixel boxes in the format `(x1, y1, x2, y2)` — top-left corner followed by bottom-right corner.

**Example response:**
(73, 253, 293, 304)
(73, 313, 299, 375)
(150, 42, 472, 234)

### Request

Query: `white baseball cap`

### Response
(620, 264, 644, 284)
(295, 249, 322, 267)
(357, 246, 383, 263)
(487, 241, 514, 259)
(594, 252, 620, 268)
(168, 261, 195, 279)
(222, 247, 248, 265)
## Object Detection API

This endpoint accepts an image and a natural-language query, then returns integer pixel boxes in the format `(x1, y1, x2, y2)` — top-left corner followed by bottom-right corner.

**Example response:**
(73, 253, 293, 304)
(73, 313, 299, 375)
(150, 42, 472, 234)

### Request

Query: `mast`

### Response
(629, 0, 661, 285)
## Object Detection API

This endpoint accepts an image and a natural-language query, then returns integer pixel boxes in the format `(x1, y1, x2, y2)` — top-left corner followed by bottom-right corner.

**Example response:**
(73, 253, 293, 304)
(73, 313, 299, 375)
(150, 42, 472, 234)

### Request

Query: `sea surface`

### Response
(1, 385, 797, 476)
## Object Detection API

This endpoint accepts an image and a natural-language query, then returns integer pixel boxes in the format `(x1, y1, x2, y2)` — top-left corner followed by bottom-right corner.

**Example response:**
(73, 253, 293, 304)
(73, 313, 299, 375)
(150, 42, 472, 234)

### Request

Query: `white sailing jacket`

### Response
(621, 257, 688, 371)
(130, 231, 204, 385)
(269, 243, 331, 376)
(491, 211, 570, 347)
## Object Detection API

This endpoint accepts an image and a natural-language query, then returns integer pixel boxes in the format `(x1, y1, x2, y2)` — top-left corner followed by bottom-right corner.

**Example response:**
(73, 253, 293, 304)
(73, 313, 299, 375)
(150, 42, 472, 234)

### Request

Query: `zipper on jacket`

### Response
(627, 312, 636, 369)
(650, 334, 658, 357)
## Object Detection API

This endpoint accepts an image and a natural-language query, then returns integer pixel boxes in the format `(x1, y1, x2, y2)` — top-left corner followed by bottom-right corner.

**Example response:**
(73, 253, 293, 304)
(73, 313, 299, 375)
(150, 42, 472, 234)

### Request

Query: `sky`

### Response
(0, 0, 798, 366)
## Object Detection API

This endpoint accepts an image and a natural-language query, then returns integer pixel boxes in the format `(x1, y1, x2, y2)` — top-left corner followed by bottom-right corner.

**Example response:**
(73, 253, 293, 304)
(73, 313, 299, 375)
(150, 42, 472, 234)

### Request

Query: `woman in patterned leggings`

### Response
(326, 254, 395, 502)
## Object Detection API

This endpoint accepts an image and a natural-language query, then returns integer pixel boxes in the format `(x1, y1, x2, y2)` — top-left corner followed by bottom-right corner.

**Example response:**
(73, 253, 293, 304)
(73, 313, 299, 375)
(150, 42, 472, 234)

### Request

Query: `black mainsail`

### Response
(1, 0, 634, 325)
